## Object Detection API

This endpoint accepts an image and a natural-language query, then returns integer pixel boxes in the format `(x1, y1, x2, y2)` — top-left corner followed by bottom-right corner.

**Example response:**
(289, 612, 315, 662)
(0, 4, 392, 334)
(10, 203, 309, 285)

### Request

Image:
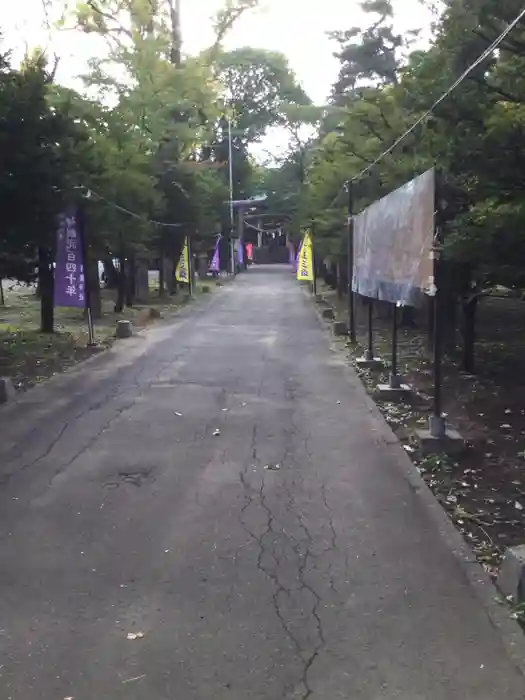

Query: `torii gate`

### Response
(229, 195, 268, 242)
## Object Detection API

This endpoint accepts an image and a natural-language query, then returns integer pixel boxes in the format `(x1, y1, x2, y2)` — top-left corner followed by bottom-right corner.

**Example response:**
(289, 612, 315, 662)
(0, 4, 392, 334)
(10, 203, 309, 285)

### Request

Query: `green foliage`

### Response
(286, 0, 525, 286)
(0, 51, 92, 280)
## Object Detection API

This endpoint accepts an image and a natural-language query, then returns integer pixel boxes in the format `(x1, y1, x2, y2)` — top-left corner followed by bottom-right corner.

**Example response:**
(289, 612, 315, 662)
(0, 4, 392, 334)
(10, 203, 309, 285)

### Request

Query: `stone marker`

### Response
(415, 424, 465, 457)
(355, 356, 385, 371)
(497, 545, 525, 603)
(149, 307, 161, 319)
(322, 308, 335, 320)
(0, 377, 15, 404)
(333, 321, 348, 336)
(116, 320, 133, 339)
(376, 376, 413, 401)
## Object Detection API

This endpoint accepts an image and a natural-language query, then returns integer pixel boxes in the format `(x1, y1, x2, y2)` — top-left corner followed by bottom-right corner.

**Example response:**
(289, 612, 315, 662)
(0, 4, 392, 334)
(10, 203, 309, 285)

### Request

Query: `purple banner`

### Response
(237, 241, 244, 265)
(209, 237, 220, 272)
(54, 210, 86, 309)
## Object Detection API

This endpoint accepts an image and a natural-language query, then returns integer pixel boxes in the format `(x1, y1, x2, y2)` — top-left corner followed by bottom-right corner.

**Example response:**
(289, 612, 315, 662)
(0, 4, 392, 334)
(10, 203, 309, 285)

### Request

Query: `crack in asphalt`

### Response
(0, 346, 192, 491)
(237, 372, 333, 699)
(47, 397, 140, 487)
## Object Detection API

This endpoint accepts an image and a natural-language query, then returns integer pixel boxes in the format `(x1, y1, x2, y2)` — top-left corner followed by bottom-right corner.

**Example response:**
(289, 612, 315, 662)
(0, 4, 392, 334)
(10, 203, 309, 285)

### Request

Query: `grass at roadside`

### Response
(0, 278, 219, 393)
(314, 283, 525, 589)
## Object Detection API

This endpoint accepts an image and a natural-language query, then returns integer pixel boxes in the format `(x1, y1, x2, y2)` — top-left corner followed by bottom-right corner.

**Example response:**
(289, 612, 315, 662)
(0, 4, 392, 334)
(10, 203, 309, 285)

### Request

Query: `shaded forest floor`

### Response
(320, 285, 525, 594)
(0, 278, 218, 393)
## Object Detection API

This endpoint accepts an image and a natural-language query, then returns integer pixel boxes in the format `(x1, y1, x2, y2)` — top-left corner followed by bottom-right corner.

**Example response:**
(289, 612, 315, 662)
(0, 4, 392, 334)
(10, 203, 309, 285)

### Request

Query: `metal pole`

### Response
(366, 300, 374, 361)
(431, 250, 445, 436)
(228, 119, 234, 228)
(347, 182, 356, 342)
(390, 303, 401, 388)
(228, 118, 235, 275)
(430, 172, 446, 438)
(78, 204, 95, 346)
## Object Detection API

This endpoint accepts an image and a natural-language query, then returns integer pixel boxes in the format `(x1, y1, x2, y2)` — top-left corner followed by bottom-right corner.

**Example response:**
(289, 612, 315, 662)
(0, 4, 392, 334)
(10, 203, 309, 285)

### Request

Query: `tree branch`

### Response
(469, 75, 523, 104)
(357, 116, 385, 142)
(205, 0, 259, 63)
(86, 0, 133, 39)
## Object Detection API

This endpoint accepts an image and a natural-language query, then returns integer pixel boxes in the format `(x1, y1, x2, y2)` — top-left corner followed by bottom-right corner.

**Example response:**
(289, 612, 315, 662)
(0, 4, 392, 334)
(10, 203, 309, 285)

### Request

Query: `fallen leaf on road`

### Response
(264, 463, 280, 471)
(174, 412, 182, 417)
(122, 674, 147, 684)
(127, 632, 145, 640)
(514, 501, 524, 511)
(221, 408, 229, 412)
(213, 429, 221, 436)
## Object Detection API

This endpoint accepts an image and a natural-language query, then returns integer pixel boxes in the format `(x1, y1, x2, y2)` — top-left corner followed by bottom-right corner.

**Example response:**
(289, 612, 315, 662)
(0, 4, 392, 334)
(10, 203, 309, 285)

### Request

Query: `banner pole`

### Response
(187, 235, 193, 297)
(78, 204, 95, 346)
(347, 182, 356, 343)
(312, 233, 317, 295)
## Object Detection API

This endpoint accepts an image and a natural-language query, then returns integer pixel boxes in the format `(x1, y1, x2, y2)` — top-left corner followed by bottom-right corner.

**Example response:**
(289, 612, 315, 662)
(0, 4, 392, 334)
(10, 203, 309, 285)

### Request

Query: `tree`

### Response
(0, 50, 94, 332)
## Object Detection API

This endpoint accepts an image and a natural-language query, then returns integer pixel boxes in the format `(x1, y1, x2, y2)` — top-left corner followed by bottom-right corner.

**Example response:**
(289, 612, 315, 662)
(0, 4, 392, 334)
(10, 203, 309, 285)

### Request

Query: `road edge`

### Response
(305, 288, 525, 678)
(0, 282, 229, 416)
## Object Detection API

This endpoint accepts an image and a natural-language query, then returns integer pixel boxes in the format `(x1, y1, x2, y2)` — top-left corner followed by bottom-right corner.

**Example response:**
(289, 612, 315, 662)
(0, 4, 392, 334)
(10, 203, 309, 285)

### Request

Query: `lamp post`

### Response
(227, 117, 235, 274)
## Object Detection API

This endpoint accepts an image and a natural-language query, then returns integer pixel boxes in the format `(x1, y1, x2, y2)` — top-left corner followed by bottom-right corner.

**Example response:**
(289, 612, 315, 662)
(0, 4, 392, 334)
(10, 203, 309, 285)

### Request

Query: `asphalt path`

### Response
(0, 265, 524, 699)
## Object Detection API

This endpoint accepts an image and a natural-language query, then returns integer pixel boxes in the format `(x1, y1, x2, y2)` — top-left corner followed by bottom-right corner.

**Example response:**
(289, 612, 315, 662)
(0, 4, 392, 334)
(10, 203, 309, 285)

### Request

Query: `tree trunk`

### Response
(0, 276, 4, 306)
(336, 263, 344, 300)
(443, 292, 458, 354)
(159, 256, 165, 297)
(103, 258, 119, 289)
(38, 247, 54, 333)
(87, 258, 102, 319)
(115, 261, 125, 313)
(125, 253, 136, 307)
(461, 296, 478, 374)
(168, 257, 177, 295)
(135, 260, 150, 302)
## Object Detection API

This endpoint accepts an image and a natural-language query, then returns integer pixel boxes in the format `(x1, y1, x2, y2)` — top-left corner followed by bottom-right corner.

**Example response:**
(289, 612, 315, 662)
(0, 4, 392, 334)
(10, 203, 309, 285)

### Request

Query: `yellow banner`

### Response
(296, 231, 314, 281)
(175, 237, 190, 283)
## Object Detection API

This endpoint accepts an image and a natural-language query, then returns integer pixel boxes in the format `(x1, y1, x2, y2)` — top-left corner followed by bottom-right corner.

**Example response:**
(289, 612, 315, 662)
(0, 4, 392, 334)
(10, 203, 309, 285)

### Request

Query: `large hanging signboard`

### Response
(352, 168, 435, 307)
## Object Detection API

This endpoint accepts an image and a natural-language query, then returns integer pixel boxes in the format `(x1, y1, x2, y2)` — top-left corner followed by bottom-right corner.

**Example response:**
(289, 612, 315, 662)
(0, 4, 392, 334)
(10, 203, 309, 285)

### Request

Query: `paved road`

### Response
(0, 265, 524, 700)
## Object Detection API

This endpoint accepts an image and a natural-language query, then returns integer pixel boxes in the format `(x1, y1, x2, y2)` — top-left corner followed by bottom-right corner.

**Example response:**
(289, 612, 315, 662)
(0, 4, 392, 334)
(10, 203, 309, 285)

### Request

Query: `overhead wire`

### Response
(84, 187, 185, 228)
(325, 6, 525, 208)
